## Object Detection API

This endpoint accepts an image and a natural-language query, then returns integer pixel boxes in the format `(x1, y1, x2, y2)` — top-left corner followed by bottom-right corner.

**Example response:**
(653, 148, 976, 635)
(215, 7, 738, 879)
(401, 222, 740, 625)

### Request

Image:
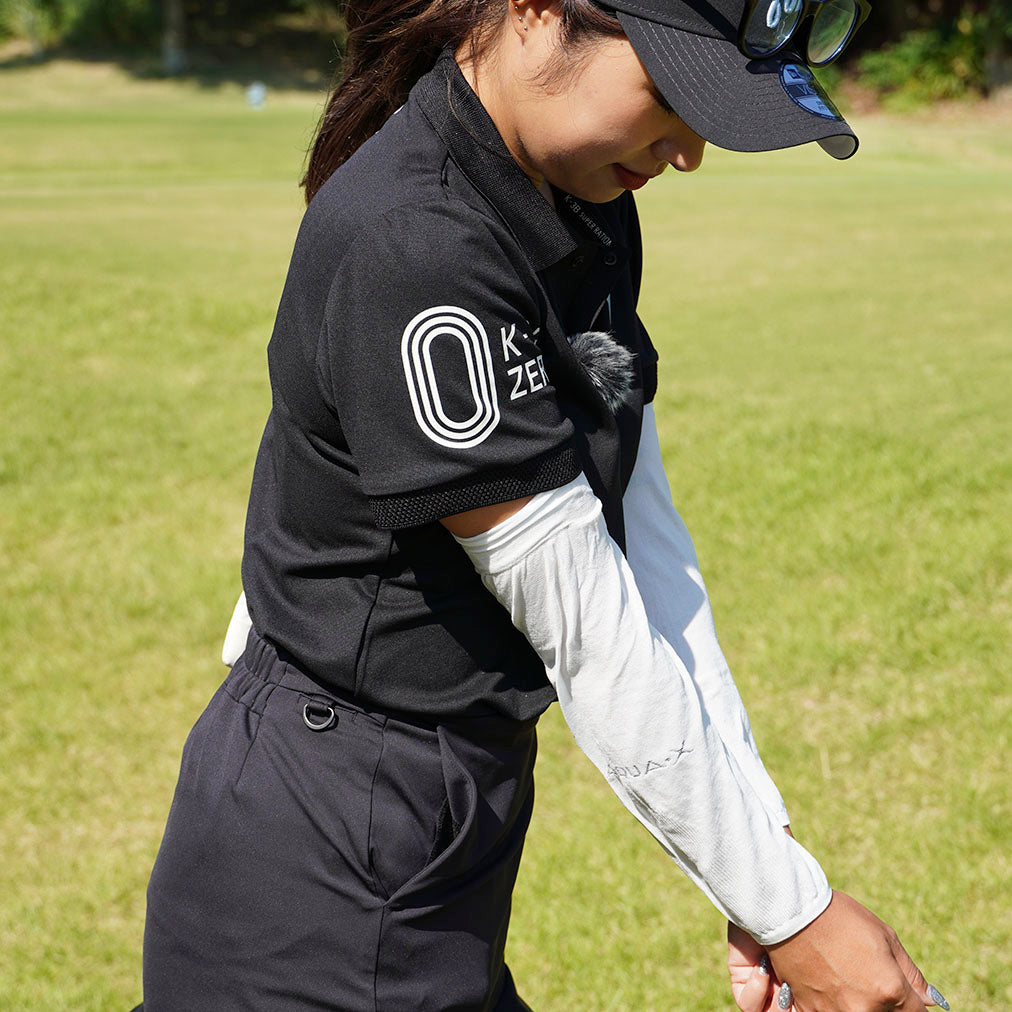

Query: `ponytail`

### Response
(301, 0, 497, 203)
(301, 0, 623, 204)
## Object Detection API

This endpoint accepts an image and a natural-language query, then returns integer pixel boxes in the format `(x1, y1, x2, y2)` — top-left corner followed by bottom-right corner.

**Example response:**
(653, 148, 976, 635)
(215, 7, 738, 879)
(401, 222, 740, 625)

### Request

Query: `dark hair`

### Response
(301, 0, 623, 203)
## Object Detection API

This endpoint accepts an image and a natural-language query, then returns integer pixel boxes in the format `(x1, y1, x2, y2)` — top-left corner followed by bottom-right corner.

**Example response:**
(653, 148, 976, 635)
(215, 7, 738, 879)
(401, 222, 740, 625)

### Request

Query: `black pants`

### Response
(143, 632, 538, 1011)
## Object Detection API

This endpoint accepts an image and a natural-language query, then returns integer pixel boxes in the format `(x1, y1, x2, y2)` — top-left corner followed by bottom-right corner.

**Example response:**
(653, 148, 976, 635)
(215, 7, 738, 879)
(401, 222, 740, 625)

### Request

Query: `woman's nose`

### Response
(651, 125, 706, 173)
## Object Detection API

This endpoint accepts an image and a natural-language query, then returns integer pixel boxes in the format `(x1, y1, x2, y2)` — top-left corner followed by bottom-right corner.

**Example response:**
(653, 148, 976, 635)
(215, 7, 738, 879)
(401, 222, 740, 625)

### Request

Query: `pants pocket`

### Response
(372, 724, 535, 1011)
(385, 726, 480, 906)
(367, 722, 479, 903)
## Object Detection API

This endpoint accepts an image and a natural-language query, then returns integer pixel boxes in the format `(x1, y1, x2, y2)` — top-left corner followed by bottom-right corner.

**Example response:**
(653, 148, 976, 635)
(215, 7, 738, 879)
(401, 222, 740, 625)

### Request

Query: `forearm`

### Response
(624, 404, 789, 824)
(455, 475, 830, 944)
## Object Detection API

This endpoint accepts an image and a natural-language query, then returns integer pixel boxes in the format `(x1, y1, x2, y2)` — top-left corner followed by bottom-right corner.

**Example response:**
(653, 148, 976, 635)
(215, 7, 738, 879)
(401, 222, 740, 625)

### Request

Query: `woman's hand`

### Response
(728, 920, 778, 1012)
(730, 891, 946, 1012)
(764, 890, 938, 1011)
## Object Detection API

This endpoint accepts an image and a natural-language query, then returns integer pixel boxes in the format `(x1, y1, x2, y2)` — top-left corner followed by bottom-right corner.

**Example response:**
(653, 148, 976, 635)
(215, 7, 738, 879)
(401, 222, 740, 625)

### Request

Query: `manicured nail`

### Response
(758, 953, 771, 976)
(927, 984, 950, 1010)
(777, 981, 793, 1009)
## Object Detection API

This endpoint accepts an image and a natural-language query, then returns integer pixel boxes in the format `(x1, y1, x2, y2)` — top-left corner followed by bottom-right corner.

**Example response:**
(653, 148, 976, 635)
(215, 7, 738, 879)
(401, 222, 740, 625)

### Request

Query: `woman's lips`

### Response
(614, 164, 652, 190)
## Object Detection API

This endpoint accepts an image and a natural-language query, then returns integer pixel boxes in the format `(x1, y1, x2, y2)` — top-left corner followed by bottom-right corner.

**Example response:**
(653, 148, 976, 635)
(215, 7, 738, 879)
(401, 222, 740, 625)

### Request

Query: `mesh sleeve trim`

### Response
(369, 446, 580, 530)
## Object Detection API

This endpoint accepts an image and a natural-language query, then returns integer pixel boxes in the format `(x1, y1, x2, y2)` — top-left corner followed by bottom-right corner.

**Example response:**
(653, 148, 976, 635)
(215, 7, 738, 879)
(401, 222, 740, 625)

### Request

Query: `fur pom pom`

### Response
(567, 330, 636, 412)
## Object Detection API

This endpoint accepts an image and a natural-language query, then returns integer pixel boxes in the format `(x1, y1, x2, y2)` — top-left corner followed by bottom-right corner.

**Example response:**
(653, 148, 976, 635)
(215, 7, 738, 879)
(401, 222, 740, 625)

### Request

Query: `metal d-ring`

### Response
(302, 700, 337, 732)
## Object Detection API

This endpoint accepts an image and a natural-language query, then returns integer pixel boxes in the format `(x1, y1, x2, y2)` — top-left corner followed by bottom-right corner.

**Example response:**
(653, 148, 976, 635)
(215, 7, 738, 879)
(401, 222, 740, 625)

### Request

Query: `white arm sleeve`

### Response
(454, 476, 831, 944)
(624, 405, 789, 826)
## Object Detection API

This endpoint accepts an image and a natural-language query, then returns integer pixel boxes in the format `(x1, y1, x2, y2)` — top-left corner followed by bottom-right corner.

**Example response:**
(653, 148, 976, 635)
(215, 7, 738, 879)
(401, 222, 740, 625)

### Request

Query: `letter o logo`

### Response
(766, 0, 783, 28)
(400, 306, 501, 449)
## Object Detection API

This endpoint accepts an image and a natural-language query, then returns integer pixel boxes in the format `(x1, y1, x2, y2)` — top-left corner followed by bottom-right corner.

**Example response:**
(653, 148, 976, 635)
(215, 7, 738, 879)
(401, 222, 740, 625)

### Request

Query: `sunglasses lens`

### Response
(743, 0, 804, 57)
(808, 0, 858, 64)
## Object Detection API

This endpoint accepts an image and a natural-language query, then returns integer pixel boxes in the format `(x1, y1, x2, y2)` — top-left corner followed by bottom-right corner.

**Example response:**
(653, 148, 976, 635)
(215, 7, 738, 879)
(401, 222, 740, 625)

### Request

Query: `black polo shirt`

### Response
(241, 51, 659, 720)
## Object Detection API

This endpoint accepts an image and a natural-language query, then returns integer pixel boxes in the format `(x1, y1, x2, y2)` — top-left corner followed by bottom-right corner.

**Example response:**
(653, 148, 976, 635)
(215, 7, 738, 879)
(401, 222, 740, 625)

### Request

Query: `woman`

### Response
(142, 0, 948, 1009)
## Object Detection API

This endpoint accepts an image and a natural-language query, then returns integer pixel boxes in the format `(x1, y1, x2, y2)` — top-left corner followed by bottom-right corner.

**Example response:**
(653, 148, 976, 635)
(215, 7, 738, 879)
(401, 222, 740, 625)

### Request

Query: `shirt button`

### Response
(603, 251, 618, 266)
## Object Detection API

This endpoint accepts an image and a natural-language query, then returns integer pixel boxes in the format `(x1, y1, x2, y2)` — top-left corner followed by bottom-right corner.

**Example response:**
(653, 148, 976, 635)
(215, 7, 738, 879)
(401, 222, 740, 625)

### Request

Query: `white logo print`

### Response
(768, 0, 801, 28)
(766, 0, 782, 28)
(500, 322, 550, 402)
(400, 305, 501, 448)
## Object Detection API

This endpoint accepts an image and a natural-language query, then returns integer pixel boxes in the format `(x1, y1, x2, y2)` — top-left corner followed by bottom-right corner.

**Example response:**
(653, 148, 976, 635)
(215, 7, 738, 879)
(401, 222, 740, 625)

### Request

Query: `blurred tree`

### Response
(0, 0, 58, 55)
(858, 2, 1012, 101)
(163, 0, 186, 74)
(837, 0, 993, 56)
(59, 0, 160, 48)
(180, 0, 314, 44)
(2, 0, 1007, 96)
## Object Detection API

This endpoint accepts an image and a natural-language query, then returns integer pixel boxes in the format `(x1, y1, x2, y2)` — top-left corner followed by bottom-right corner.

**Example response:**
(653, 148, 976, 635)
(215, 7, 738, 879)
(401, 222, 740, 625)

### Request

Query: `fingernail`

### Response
(758, 953, 770, 976)
(927, 984, 950, 1011)
(777, 981, 793, 1009)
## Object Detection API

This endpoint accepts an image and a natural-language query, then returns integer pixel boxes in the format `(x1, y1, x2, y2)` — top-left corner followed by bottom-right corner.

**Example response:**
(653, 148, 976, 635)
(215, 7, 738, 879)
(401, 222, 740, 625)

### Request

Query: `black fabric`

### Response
(601, 0, 742, 38)
(591, 0, 858, 157)
(372, 446, 579, 530)
(241, 52, 657, 721)
(319, 200, 574, 514)
(143, 633, 538, 1011)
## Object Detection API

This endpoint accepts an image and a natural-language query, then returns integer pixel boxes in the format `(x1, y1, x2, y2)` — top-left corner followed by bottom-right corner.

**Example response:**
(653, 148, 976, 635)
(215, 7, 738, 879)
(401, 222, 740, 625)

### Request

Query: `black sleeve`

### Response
(318, 200, 579, 528)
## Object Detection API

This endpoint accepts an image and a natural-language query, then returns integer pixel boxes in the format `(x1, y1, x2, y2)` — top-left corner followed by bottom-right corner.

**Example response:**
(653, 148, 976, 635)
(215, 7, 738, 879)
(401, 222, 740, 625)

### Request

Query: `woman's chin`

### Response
(561, 179, 627, 205)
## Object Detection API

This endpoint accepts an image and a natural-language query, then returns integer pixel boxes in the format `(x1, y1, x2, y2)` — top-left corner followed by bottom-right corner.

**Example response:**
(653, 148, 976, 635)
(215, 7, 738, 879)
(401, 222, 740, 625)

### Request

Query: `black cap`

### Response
(601, 0, 858, 159)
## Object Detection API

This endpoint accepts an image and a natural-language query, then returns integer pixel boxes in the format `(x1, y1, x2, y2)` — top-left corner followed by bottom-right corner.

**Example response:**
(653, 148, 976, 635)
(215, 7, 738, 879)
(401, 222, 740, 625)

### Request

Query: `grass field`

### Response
(1, 58, 1009, 1011)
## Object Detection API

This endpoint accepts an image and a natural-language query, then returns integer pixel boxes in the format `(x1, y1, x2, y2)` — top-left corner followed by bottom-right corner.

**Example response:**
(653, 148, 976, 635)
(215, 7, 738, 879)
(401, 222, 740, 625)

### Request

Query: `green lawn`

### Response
(1, 59, 1009, 1010)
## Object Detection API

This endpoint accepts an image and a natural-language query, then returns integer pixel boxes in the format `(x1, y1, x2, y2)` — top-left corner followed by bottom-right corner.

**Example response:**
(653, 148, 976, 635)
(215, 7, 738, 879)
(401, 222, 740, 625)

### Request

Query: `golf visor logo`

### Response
(780, 63, 844, 120)
(401, 305, 501, 448)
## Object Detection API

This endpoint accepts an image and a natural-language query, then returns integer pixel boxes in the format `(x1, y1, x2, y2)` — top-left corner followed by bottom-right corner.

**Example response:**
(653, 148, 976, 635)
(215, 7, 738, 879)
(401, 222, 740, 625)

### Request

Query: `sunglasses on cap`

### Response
(739, 0, 872, 66)
(591, 0, 864, 158)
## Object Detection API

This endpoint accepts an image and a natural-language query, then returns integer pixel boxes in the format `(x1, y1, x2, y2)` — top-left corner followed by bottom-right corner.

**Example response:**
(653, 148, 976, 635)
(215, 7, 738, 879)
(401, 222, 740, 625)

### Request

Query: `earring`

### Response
(513, 1, 528, 30)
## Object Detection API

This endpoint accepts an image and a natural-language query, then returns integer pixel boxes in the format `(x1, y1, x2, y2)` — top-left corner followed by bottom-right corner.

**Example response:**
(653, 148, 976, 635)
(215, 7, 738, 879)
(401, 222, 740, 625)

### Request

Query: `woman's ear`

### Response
(509, 0, 530, 37)
(509, 0, 562, 40)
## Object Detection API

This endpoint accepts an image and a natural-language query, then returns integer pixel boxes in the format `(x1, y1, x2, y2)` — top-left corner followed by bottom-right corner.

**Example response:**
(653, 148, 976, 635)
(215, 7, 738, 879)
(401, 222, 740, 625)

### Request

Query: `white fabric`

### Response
(454, 475, 831, 944)
(624, 405, 790, 826)
(222, 591, 251, 667)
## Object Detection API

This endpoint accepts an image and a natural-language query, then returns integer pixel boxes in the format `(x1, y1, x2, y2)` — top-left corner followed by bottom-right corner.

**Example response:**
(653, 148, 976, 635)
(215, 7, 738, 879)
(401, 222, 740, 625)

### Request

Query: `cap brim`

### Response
(618, 13, 858, 160)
